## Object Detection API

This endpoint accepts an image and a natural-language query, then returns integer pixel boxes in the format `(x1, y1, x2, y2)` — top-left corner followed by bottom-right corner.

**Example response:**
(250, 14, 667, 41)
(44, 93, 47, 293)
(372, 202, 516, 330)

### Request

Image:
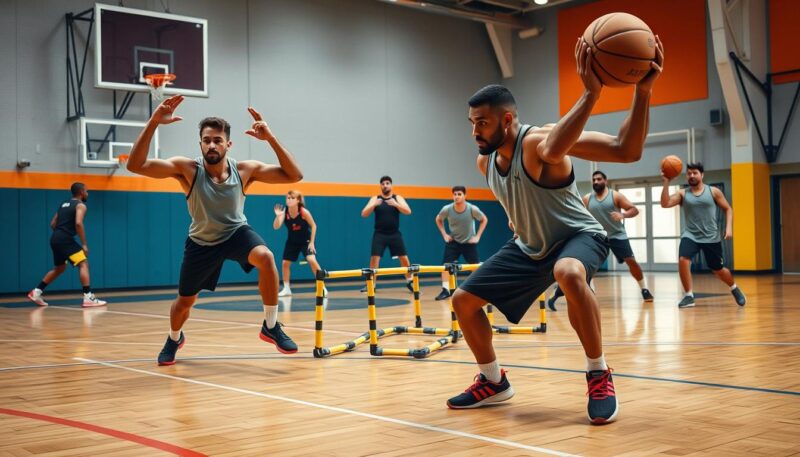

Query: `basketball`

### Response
(661, 155, 683, 179)
(582, 12, 656, 87)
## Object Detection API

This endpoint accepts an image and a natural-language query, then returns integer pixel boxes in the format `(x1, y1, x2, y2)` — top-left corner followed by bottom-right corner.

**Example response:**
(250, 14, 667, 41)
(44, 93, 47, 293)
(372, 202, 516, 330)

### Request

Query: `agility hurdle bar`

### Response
(312, 263, 480, 358)
(486, 293, 547, 334)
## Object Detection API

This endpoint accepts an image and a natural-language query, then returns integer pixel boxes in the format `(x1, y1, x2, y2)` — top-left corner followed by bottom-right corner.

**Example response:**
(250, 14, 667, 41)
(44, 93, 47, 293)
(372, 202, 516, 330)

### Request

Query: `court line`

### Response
(75, 357, 579, 457)
(0, 407, 206, 456)
(48, 305, 360, 335)
(0, 339, 239, 348)
(108, 325, 258, 339)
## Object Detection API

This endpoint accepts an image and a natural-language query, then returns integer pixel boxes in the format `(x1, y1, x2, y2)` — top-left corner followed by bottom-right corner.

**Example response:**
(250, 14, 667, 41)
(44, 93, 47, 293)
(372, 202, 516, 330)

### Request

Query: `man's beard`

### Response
(688, 178, 699, 186)
(381, 189, 391, 196)
(592, 183, 606, 193)
(477, 127, 508, 156)
(204, 151, 224, 165)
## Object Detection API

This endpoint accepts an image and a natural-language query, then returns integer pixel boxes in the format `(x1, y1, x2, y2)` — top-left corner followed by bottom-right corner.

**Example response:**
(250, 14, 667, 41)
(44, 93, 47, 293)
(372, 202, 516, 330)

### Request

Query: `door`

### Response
(781, 177, 800, 273)
(615, 183, 682, 271)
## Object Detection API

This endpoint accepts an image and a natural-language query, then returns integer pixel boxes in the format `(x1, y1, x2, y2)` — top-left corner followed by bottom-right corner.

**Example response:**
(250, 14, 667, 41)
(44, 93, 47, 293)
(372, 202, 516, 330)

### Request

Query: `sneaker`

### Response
(259, 321, 298, 354)
(678, 295, 695, 308)
(435, 288, 451, 301)
(641, 288, 654, 302)
(82, 293, 107, 308)
(732, 287, 746, 306)
(157, 332, 185, 366)
(278, 286, 292, 297)
(323, 286, 329, 297)
(27, 289, 48, 307)
(547, 295, 558, 312)
(406, 281, 414, 293)
(446, 370, 515, 409)
(586, 369, 619, 424)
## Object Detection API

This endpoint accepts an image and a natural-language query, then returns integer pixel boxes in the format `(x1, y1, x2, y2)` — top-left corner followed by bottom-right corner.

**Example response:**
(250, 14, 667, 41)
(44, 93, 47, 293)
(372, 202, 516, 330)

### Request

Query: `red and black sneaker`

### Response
(157, 332, 185, 366)
(586, 368, 619, 424)
(447, 369, 515, 409)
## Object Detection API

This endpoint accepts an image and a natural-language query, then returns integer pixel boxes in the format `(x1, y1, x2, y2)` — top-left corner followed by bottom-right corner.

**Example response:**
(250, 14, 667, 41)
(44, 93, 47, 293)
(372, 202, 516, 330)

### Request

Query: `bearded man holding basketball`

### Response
(446, 36, 663, 425)
(127, 96, 303, 365)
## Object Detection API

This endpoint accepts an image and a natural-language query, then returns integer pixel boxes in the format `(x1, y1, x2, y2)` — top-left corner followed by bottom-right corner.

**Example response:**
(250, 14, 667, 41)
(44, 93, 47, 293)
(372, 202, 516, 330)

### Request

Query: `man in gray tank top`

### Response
(434, 186, 488, 301)
(128, 95, 304, 365)
(447, 38, 664, 425)
(548, 170, 653, 310)
(661, 162, 746, 308)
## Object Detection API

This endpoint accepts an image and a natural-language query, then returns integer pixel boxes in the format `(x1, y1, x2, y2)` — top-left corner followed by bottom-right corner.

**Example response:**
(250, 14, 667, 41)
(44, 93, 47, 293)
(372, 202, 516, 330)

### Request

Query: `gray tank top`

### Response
(487, 125, 606, 260)
(682, 185, 719, 243)
(187, 157, 248, 246)
(588, 190, 628, 240)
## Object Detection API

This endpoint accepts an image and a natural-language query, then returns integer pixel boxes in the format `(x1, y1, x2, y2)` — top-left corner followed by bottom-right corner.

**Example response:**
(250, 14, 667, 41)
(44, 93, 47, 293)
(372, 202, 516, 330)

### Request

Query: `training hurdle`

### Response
(486, 293, 547, 334)
(313, 263, 479, 358)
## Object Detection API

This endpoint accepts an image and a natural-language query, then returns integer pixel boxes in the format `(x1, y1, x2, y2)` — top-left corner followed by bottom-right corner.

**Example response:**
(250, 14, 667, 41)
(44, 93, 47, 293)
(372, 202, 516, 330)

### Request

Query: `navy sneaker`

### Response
(678, 295, 695, 308)
(435, 288, 451, 301)
(259, 321, 298, 354)
(586, 369, 619, 424)
(157, 332, 185, 366)
(641, 288, 654, 302)
(447, 370, 514, 409)
(731, 287, 746, 306)
(547, 295, 558, 312)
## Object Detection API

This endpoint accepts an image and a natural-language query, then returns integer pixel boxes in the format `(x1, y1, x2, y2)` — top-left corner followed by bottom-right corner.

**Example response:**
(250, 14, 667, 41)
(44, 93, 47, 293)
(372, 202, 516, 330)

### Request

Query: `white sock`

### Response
(587, 353, 608, 372)
(169, 328, 182, 342)
(730, 283, 738, 291)
(685, 291, 694, 297)
(33, 288, 43, 295)
(442, 281, 449, 289)
(478, 360, 502, 383)
(263, 305, 278, 329)
(637, 278, 647, 289)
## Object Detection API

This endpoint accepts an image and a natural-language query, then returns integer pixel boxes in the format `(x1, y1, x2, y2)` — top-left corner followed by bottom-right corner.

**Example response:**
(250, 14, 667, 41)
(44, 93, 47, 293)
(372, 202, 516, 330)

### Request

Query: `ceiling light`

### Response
(534, 0, 548, 5)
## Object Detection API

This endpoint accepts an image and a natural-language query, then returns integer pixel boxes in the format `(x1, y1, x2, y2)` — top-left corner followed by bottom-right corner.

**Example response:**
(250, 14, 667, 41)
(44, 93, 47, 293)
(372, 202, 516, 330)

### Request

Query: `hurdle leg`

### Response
(367, 274, 381, 356)
(447, 266, 461, 342)
(313, 278, 327, 357)
(412, 273, 422, 328)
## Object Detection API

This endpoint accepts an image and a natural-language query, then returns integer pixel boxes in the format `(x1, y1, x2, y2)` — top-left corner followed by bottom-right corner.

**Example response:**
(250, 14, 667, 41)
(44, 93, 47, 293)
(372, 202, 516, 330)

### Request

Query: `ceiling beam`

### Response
(378, 0, 531, 29)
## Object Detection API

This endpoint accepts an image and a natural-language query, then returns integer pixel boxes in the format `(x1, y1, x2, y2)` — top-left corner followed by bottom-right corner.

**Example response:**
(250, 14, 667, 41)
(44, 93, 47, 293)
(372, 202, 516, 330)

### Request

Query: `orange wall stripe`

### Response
(558, 0, 708, 116)
(0, 171, 498, 201)
(770, 0, 800, 84)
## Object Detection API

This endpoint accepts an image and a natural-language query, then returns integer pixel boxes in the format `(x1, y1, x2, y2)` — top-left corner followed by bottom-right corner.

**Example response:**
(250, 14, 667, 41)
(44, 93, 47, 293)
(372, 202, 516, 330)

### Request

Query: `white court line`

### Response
(108, 325, 257, 339)
(76, 357, 579, 457)
(0, 339, 239, 348)
(49, 306, 360, 335)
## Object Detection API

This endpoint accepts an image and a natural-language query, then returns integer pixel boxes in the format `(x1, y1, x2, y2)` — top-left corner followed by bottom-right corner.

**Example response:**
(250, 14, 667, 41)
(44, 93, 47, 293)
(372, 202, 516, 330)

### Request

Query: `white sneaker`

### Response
(82, 293, 107, 308)
(27, 289, 48, 307)
(278, 286, 292, 297)
(323, 286, 329, 297)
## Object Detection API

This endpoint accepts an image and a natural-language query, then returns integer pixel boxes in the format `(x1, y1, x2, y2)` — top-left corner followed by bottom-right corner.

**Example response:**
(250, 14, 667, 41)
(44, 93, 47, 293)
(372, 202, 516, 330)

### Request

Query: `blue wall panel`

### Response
(2, 189, 511, 294)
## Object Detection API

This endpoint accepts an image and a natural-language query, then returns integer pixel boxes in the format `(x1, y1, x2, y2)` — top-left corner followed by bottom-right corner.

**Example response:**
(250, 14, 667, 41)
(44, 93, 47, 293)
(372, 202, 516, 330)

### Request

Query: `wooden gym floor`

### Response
(1, 272, 799, 456)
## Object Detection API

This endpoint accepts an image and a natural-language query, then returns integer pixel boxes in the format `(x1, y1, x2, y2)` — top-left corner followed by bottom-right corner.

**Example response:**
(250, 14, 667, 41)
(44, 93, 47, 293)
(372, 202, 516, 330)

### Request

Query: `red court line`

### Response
(0, 407, 207, 457)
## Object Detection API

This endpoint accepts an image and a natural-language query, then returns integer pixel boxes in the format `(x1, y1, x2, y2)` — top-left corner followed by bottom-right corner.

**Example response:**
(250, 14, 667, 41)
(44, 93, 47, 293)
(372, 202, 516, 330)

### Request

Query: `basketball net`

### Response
(143, 73, 176, 101)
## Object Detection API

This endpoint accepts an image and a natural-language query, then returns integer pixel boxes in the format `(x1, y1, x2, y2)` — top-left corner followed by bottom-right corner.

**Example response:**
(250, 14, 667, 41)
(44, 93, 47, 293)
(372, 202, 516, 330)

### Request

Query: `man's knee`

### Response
(553, 259, 587, 286)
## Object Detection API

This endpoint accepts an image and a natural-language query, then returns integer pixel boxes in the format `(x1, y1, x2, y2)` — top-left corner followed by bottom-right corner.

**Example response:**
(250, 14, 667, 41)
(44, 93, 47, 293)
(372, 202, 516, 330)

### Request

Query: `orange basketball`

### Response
(582, 12, 656, 87)
(661, 155, 683, 179)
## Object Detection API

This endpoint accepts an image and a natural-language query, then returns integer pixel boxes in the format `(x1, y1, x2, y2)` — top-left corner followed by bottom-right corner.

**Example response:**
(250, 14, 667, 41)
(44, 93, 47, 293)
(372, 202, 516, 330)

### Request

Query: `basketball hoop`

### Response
(117, 154, 130, 167)
(143, 73, 176, 101)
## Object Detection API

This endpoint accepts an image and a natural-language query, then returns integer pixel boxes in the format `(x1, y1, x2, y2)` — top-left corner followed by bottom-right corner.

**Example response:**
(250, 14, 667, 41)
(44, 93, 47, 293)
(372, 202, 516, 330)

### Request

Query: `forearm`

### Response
(266, 136, 303, 182)
(726, 208, 733, 231)
(616, 89, 651, 161)
(622, 208, 639, 218)
(660, 185, 671, 207)
(128, 120, 158, 172)
(76, 225, 87, 246)
(272, 215, 282, 230)
(436, 220, 447, 237)
(310, 225, 317, 244)
(476, 219, 488, 237)
(540, 91, 599, 162)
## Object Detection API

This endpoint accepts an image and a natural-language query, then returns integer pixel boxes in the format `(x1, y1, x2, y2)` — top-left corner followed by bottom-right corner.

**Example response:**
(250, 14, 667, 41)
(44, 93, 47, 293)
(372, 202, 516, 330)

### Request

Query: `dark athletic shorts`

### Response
(442, 241, 480, 264)
(679, 238, 724, 271)
(608, 238, 635, 264)
(50, 237, 86, 266)
(283, 240, 312, 262)
(179, 225, 266, 296)
(371, 231, 407, 257)
(459, 232, 609, 324)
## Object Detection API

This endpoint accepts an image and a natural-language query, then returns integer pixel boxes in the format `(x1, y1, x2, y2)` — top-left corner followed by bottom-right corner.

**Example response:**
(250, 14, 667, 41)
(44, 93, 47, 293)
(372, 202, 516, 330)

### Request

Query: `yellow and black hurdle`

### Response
(486, 293, 547, 334)
(313, 263, 479, 358)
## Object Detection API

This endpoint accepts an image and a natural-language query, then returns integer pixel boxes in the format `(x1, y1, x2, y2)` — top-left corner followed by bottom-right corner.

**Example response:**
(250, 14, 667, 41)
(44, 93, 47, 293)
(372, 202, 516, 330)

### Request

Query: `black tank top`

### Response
(284, 207, 311, 244)
(52, 199, 81, 242)
(373, 195, 400, 234)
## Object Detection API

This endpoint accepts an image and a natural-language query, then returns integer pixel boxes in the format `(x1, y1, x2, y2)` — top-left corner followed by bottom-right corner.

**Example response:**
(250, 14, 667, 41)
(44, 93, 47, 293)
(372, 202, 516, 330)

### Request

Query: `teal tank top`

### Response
(486, 125, 606, 260)
(186, 157, 248, 246)
(682, 185, 720, 243)
(588, 190, 628, 240)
